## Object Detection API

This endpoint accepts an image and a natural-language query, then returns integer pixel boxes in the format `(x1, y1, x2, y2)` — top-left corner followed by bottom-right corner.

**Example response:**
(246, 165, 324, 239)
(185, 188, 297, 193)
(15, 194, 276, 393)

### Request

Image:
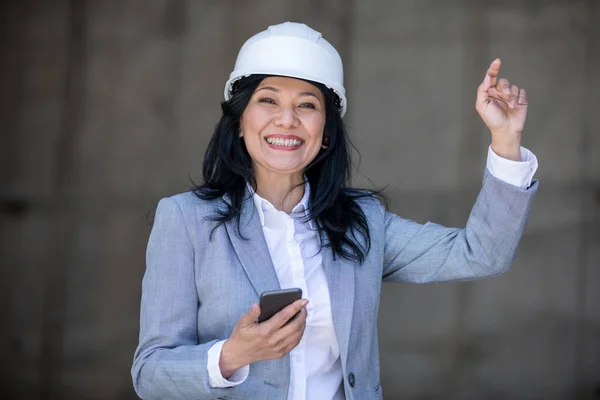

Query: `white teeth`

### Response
(266, 137, 302, 146)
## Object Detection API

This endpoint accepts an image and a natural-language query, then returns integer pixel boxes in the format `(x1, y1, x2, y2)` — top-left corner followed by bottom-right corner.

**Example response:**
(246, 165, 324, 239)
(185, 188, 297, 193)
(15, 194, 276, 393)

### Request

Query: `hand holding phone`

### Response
(257, 288, 302, 323)
(219, 289, 307, 377)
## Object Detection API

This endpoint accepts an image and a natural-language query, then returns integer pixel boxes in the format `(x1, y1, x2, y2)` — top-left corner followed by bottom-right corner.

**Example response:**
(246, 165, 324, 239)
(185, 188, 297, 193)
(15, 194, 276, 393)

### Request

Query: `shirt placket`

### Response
(285, 216, 307, 400)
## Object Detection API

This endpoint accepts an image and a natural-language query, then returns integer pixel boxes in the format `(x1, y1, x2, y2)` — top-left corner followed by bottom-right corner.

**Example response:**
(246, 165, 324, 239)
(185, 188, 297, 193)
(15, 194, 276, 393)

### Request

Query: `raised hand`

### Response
(219, 299, 308, 378)
(475, 58, 528, 161)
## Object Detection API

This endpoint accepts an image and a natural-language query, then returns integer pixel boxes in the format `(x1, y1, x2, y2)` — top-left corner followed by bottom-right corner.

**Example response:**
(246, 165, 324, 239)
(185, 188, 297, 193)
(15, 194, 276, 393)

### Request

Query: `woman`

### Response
(131, 22, 538, 400)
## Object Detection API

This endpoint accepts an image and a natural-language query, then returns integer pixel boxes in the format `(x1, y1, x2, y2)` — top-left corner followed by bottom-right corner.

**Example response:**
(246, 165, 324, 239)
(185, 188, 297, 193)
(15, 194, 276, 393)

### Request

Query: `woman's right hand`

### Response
(219, 299, 309, 378)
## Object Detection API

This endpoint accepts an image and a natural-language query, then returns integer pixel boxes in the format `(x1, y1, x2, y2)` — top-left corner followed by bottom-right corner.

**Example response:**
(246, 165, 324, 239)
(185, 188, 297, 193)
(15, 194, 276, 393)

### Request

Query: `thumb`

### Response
(241, 303, 261, 326)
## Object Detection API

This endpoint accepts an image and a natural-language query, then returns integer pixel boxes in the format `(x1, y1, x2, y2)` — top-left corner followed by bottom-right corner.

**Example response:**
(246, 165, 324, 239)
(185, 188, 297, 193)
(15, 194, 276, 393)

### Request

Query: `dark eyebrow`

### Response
(255, 86, 280, 93)
(298, 91, 320, 100)
(255, 86, 321, 101)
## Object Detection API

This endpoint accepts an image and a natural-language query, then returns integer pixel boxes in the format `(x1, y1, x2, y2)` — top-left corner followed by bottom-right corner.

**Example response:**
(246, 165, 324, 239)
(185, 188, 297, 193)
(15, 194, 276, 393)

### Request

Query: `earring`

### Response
(321, 136, 330, 149)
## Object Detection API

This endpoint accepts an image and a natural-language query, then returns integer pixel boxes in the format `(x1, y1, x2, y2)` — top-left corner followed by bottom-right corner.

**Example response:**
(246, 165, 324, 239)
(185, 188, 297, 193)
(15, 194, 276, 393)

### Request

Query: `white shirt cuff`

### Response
(486, 145, 538, 189)
(207, 340, 249, 388)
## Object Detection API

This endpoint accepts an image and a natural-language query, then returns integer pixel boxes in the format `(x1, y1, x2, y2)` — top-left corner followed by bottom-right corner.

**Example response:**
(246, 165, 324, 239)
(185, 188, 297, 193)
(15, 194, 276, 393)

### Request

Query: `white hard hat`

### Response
(224, 22, 347, 117)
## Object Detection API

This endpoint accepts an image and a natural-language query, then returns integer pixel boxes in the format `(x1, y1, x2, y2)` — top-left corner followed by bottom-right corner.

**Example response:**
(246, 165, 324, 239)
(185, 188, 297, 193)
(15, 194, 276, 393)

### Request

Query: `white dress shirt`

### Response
(206, 146, 538, 399)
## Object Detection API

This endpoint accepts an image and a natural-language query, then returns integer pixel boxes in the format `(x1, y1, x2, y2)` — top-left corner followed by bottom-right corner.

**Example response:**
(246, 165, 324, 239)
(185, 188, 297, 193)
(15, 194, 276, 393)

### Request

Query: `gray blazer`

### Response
(132, 169, 538, 400)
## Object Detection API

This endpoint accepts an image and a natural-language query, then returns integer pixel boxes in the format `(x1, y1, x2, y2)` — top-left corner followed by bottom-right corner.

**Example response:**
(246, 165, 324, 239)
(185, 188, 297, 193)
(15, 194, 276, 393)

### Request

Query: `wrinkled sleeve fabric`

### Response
(382, 169, 538, 283)
(131, 197, 237, 399)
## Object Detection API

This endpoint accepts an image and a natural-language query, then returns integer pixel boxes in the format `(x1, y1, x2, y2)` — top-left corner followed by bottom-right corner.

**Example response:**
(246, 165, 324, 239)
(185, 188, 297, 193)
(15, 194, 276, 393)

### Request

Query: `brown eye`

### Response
(259, 97, 276, 105)
(299, 103, 316, 109)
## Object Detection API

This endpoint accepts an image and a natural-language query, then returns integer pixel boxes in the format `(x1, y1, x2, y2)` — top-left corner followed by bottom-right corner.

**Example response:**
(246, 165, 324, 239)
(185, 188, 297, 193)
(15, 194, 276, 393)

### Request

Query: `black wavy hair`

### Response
(194, 74, 385, 263)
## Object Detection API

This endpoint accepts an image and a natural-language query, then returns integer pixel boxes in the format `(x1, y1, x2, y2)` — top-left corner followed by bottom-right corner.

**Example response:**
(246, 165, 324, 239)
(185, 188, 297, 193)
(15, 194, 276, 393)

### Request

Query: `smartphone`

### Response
(257, 288, 303, 323)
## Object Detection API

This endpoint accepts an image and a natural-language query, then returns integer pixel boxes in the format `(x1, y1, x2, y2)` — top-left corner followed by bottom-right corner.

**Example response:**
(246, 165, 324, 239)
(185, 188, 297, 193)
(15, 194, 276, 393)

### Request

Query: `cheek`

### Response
(305, 114, 326, 142)
(241, 106, 272, 137)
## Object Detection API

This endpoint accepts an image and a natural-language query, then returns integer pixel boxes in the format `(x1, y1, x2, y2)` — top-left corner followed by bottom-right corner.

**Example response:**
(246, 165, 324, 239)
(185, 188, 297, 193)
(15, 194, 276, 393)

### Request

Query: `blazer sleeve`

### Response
(131, 197, 232, 399)
(382, 169, 538, 283)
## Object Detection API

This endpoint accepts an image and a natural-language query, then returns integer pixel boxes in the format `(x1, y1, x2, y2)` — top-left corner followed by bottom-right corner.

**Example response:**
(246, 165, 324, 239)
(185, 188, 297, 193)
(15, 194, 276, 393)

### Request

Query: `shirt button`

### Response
(348, 372, 355, 387)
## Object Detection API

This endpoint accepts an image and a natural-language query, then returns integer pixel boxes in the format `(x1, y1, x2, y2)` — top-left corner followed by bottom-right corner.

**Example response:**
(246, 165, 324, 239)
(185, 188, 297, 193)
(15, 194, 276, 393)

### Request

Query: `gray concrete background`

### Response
(0, 0, 598, 399)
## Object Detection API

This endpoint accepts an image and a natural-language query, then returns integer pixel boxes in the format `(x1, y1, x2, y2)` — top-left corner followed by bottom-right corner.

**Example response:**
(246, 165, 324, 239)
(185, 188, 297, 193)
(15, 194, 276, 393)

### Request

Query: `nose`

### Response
(274, 105, 300, 130)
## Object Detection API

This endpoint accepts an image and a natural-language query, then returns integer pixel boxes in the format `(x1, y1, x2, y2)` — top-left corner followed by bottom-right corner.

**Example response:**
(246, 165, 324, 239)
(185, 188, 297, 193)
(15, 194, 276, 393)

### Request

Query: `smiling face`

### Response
(240, 76, 326, 183)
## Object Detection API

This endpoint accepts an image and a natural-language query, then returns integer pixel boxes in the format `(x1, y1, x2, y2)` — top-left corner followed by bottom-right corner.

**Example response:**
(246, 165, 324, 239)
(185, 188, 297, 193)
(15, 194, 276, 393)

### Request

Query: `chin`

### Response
(263, 158, 304, 171)
(263, 162, 305, 175)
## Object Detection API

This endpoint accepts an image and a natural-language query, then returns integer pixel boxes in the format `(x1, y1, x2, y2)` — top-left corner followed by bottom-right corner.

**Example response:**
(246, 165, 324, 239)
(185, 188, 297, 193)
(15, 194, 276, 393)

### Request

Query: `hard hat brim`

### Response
(224, 71, 347, 117)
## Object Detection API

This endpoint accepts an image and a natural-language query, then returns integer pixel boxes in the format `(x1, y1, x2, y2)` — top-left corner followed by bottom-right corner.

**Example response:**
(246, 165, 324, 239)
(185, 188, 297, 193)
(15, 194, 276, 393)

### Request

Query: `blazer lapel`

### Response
(223, 193, 281, 297)
(321, 245, 355, 368)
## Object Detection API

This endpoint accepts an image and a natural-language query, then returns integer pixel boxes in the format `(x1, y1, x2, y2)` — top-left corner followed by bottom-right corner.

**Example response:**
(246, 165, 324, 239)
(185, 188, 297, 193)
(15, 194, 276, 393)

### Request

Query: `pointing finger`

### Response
(486, 58, 501, 87)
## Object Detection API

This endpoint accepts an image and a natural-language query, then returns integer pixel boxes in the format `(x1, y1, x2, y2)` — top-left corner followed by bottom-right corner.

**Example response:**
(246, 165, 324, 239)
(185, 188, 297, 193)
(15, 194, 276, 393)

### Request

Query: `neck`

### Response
(253, 170, 305, 214)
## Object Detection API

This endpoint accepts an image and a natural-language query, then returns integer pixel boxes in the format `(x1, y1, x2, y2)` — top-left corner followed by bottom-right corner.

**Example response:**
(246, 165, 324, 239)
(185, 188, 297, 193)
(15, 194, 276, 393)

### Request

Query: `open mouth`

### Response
(265, 137, 304, 148)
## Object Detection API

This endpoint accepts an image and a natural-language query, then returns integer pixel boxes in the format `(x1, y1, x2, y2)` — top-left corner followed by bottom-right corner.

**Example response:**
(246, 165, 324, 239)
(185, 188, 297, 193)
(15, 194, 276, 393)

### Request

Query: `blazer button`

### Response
(348, 372, 356, 387)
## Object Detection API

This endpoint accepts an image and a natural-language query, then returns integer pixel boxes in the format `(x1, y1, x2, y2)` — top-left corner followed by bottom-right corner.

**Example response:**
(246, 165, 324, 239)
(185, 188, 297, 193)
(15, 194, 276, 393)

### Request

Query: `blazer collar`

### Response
(223, 190, 281, 296)
(246, 181, 314, 229)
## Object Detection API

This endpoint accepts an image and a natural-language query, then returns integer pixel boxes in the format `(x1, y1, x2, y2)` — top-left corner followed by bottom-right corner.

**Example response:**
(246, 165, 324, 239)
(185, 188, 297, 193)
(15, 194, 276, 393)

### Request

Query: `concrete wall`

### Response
(1, 0, 598, 399)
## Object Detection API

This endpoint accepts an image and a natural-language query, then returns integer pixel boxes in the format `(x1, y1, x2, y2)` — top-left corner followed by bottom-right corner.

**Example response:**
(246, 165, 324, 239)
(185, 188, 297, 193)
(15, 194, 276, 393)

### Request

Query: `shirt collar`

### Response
(247, 181, 312, 227)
